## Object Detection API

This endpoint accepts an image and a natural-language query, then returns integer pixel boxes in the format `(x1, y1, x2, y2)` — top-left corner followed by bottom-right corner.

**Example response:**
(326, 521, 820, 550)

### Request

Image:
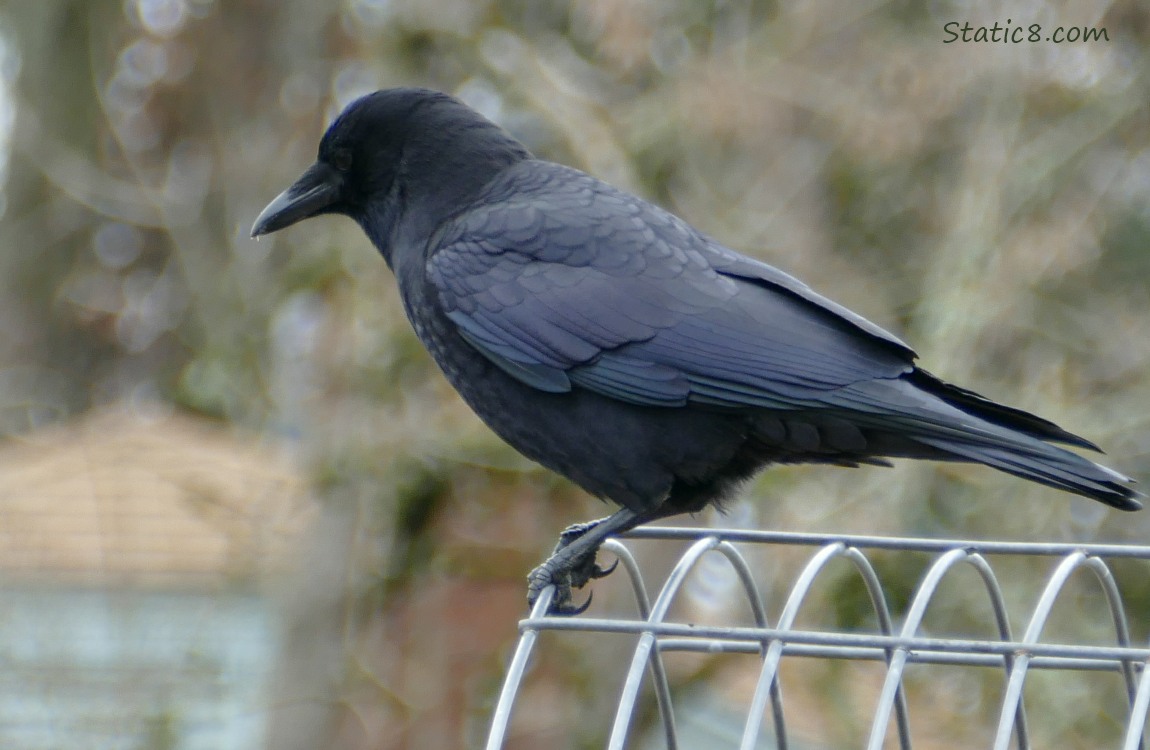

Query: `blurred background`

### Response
(1, 0, 1148, 747)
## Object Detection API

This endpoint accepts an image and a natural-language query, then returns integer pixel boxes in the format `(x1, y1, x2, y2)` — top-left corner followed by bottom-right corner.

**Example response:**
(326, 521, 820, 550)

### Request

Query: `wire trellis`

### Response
(485, 527, 1150, 750)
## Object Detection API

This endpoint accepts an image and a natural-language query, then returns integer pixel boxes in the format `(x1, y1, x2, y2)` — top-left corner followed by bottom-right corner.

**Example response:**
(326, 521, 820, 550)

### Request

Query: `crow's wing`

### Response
(427, 162, 916, 409)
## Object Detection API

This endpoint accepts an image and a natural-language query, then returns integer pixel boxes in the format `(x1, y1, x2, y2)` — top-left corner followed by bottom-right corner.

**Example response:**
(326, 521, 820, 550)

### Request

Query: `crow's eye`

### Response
(332, 148, 353, 172)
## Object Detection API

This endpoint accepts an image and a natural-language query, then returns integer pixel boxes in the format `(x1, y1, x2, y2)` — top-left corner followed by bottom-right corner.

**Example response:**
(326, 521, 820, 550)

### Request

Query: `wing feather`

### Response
(428, 161, 914, 409)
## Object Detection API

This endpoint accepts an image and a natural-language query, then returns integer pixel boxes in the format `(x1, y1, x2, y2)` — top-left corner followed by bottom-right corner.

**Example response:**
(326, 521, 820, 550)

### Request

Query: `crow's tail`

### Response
(835, 371, 1142, 511)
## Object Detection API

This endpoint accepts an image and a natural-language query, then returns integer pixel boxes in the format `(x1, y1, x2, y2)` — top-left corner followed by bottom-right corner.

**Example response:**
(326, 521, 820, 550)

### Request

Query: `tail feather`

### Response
(915, 437, 1141, 510)
(834, 375, 1142, 511)
(908, 369, 1102, 451)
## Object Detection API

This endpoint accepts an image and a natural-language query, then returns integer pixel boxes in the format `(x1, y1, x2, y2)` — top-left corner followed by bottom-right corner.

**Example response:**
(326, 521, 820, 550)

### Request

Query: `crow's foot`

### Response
(527, 521, 620, 614)
(526, 509, 643, 615)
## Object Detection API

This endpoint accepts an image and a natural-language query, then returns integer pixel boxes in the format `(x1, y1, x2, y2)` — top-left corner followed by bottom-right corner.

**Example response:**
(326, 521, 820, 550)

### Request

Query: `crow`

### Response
(253, 87, 1140, 613)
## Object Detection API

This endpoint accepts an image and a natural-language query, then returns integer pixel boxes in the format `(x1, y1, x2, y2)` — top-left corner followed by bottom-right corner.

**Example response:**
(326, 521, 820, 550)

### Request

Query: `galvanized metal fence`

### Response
(485, 527, 1150, 750)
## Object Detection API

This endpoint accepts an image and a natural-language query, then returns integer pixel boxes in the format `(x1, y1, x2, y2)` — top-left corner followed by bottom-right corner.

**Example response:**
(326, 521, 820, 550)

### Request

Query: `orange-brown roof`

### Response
(0, 405, 317, 586)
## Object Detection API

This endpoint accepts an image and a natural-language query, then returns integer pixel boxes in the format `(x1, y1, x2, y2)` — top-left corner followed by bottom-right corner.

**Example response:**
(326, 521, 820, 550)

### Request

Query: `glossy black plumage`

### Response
(253, 88, 1139, 612)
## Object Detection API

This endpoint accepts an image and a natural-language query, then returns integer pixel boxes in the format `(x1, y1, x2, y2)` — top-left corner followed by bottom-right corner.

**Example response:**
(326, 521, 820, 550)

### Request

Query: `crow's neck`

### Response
(361, 128, 531, 269)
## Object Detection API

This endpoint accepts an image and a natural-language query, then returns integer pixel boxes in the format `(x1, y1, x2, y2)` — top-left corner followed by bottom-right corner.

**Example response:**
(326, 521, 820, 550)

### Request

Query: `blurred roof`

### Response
(0, 405, 317, 587)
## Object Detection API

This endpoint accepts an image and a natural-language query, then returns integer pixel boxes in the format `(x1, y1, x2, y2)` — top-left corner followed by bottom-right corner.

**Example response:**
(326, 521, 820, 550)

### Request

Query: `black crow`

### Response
(253, 88, 1140, 613)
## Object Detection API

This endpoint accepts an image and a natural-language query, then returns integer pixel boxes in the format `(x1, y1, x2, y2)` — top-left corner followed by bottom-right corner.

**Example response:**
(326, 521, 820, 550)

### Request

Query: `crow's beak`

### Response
(251, 161, 342, 238)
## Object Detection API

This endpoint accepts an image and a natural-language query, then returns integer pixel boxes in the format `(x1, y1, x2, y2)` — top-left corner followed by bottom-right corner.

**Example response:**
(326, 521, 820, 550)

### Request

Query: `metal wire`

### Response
(485, 527, 1150, 749)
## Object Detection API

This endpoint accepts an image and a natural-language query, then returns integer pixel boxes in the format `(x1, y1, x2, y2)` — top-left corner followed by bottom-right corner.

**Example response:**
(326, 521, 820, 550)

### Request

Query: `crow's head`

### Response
(252, 87, 530, 247)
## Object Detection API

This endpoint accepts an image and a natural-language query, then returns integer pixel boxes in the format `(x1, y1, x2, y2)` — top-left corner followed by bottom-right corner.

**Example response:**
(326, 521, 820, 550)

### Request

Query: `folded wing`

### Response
(428, 162, 914, 410)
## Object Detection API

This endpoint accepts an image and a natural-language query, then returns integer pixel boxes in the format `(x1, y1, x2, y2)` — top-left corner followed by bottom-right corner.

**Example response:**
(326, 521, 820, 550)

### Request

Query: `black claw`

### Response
(591, 558, 618, 579)
(549, 590, 593, 616)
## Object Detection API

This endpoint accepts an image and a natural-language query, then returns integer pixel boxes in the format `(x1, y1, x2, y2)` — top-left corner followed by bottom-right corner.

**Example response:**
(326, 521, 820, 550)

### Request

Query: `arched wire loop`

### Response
(993, 553, 1144, 750)
(486, 541, 666, 750)
(606, 535, 779, 750)
(866, 549, 1027, 750)
(1088, 557, 1144, 750)
(600, 538, 678, 750)
(608, 535, 726, 750)
(676, 538, 785, 749)
(742, 543, 910, 750)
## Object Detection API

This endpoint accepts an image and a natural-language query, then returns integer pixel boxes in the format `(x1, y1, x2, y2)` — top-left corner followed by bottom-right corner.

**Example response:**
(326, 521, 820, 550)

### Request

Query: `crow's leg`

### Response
(528, 507, 649, 615)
